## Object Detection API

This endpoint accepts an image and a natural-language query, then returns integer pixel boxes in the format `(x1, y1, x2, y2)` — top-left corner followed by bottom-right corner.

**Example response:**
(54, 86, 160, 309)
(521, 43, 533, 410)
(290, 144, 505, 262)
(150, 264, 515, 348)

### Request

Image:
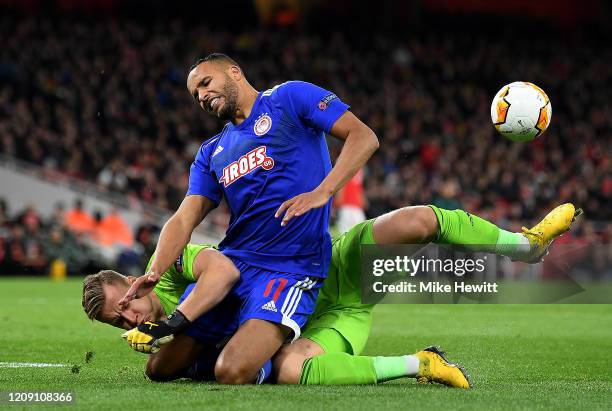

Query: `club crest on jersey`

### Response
(254, 113, 272, 136)
(219, 146, 275, 187)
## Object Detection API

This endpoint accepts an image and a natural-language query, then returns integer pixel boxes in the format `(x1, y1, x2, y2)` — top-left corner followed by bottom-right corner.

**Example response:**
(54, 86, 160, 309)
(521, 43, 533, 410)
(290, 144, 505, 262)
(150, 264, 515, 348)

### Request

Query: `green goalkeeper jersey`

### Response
(147, 244, 214, 316)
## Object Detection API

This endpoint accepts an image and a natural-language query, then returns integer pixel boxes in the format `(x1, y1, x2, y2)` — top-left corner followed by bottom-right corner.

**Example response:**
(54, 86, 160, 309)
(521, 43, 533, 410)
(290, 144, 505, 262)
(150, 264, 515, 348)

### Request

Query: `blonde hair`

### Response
(82, 270, 128, 321)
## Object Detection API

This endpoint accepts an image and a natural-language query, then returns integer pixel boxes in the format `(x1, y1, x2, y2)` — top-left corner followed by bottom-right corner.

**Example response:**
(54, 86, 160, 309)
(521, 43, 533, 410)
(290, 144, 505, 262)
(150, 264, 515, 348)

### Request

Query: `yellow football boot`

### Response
(520, 203, 582, 263)
(415, 346, 471, 389)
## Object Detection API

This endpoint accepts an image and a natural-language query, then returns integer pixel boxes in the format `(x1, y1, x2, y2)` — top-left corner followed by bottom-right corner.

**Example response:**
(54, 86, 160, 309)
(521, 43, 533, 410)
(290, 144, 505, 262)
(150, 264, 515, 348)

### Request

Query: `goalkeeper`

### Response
(83, 203, 579, 387)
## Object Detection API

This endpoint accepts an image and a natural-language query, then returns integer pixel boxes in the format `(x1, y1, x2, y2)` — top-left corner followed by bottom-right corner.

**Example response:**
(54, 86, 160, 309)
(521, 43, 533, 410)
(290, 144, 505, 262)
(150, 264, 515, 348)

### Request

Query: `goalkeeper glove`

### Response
(121, 310, 191, 354)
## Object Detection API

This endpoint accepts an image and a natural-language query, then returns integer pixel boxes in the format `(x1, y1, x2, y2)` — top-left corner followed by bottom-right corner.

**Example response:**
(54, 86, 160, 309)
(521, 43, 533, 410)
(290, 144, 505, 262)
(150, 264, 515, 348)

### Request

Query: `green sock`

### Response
(373, 355, 420, 382)
(299, 353, 420, 385)
(300, 353, 377, 385)
(429, 205, 530, 259)
(495, 229, 530, 258)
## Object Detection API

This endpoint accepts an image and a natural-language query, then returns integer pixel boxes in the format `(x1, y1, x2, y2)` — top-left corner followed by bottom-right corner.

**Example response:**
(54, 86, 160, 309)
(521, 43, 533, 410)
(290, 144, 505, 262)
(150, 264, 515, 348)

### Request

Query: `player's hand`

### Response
(121, 310, 191, 354)
(122, 325, 162, 354)
(118, 271, 161, 309)
(275, 188, 332, 226)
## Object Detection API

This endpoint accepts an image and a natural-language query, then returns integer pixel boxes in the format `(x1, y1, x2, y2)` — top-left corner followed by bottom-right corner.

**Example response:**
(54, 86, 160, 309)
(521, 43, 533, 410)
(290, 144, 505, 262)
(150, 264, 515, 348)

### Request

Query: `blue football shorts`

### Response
(228, 257, 324, 341)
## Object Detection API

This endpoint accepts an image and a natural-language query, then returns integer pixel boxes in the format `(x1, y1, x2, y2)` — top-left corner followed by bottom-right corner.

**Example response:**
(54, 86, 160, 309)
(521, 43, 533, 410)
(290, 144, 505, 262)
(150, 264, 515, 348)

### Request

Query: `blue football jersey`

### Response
(187, 81, 349, 277)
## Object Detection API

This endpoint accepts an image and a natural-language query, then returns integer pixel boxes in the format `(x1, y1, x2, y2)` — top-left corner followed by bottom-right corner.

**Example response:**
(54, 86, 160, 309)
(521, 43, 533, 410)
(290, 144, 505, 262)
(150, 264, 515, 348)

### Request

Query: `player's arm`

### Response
(149, 195, 216, 282)
(119, 195, 215, 306)
(123, 247, 240, 354)
(120, 136, 222, 306)
(175, 248, 240, 321)
(275, 83, 378, 225)
(321, 111, 378, 200)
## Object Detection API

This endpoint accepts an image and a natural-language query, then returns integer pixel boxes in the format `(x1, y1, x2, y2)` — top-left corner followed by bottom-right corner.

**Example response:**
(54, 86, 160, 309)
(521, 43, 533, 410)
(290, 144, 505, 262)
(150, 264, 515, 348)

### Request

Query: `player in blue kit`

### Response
(118, 53, 379, 384)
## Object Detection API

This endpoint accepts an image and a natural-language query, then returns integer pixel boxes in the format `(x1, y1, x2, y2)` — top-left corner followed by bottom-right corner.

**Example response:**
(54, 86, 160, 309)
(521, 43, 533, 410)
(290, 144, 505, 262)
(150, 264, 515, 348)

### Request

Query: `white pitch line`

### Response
(0, 362, 69, 368)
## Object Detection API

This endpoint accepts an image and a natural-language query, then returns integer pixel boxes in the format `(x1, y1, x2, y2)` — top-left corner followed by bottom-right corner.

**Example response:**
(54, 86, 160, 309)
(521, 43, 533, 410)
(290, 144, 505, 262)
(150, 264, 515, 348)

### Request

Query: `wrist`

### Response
(166, 309, 191, 334)
(316, 183, 335, 198)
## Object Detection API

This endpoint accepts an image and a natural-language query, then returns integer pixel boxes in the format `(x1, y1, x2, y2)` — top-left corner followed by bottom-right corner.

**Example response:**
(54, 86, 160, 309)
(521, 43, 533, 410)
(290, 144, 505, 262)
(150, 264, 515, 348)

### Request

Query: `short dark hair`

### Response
(189, 53, 240, 72)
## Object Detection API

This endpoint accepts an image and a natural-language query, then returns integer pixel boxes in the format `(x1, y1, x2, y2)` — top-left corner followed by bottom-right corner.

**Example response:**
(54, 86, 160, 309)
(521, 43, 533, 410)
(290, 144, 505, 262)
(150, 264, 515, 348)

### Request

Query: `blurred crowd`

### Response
(0, 14, 610, 276)
(0, 197, 159, 275)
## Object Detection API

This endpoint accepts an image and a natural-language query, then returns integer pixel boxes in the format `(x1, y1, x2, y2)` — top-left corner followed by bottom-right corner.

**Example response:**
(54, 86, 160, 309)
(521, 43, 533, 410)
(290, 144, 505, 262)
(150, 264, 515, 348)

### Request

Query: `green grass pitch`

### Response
(1, 277, 611, 410)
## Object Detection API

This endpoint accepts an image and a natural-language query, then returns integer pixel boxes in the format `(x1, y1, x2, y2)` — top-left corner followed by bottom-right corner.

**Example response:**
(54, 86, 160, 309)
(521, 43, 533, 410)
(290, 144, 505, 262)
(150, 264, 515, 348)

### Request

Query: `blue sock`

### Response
(256, 360, 272, 384)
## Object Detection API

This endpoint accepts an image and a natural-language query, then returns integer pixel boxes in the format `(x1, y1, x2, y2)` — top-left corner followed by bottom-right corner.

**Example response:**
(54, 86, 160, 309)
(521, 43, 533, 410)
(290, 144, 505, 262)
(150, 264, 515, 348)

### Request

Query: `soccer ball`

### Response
(490, 81, 552, 142)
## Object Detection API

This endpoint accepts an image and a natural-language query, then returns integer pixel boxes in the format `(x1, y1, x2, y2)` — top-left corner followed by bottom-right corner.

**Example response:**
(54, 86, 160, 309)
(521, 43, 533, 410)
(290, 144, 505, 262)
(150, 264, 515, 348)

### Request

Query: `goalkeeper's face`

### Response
(99, 281, 159, 330)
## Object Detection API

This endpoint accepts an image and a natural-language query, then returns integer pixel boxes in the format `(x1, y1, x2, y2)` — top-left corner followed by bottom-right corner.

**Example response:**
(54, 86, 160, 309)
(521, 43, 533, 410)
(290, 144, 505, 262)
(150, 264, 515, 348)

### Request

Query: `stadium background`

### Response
(0, 0, 610, 279)
(0, 1, 611, 410)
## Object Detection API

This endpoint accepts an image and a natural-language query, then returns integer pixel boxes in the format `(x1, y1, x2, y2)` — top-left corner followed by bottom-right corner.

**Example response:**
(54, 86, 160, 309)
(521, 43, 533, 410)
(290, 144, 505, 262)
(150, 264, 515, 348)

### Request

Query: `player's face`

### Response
(98, 282, 158, 330)
(187, 62, 239, 121)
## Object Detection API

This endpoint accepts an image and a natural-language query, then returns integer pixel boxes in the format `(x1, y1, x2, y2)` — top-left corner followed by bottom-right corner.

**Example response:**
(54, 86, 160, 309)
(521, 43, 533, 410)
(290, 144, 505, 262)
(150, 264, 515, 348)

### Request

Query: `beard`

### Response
(217, 75, 239, 121)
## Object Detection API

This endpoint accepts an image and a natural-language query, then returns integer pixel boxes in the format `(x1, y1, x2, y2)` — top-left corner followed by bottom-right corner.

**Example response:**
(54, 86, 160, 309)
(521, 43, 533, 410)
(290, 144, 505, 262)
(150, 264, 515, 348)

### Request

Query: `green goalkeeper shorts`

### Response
(302, 219, 376, 355)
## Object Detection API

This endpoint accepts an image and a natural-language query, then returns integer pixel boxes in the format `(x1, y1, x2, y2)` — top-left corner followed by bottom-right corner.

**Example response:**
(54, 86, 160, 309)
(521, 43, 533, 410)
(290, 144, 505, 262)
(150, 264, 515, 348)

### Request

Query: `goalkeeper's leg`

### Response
(272, 332, 469, 388)
(372, 204, 579, 262)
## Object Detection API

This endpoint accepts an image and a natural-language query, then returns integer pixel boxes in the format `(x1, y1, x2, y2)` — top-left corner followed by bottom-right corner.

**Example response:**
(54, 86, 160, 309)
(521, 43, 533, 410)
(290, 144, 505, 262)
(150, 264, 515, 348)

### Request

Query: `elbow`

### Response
(365, 127, 379, 155)
(370, 130, 379, 152)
